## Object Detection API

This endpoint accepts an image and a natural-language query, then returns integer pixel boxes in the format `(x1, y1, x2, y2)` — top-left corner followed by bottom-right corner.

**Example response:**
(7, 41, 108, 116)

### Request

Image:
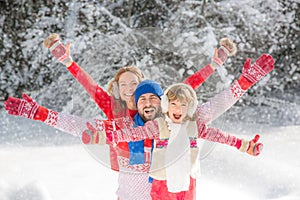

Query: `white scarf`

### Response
(165, 116, 191, 193)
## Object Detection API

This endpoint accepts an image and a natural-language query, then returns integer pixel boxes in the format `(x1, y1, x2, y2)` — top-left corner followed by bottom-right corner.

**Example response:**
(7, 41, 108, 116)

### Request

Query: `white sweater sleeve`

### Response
(43, 110, 97, 137)
(196, 81, 245, 124)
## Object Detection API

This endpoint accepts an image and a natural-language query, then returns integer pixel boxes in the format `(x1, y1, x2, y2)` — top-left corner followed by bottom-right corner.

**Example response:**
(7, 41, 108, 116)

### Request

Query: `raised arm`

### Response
(43, 33, 114, 119)
(66, 62, 114, 119)
(196, 54, 275, 124)
(184, 38, 237, 90)
(197, 122, 263, 156)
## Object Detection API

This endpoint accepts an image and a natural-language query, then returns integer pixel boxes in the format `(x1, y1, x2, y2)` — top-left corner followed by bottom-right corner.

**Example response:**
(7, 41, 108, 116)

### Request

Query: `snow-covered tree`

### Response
(0, 0, 299, 124)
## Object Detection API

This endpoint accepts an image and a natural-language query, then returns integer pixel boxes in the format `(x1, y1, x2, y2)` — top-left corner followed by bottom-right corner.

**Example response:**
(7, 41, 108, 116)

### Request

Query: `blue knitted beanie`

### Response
(134, 80, 163, 105)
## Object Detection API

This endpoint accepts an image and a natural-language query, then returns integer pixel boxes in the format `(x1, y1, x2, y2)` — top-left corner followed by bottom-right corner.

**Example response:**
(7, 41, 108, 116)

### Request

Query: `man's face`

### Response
(137, 93, 161, 122)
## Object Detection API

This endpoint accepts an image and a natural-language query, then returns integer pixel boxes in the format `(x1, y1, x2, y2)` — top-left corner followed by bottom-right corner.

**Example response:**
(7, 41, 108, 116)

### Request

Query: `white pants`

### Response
(116, 172, 151, 200)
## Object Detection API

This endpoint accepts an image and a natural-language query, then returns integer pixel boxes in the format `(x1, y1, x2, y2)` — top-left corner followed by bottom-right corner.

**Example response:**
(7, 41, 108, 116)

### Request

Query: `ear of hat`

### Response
(161, 83, 197, 118)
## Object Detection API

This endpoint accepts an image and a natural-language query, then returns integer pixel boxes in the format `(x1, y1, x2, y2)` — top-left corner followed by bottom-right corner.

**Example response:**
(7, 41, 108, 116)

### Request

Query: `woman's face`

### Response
(118, 71, 139, 105)
(168, 99, 188, 124)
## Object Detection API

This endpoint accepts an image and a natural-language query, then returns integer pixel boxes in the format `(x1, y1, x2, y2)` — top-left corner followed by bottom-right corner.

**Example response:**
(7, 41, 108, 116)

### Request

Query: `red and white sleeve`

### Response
(34, 106, 93, 137)
(197, 122, 242, 149)
(111, 120, 160, 143)
(195, 80, 245, 125)
(67, 62, 114, 119)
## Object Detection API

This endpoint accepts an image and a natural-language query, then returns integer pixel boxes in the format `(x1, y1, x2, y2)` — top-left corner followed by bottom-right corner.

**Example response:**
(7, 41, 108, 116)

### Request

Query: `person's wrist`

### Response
(210, 62, 218, 70)
(64, 59, 73, 67)
(239, 139, 250, 152)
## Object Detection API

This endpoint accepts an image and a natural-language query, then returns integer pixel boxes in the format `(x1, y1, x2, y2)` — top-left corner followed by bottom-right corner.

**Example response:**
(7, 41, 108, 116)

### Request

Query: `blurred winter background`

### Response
(0, 0, 299, 199)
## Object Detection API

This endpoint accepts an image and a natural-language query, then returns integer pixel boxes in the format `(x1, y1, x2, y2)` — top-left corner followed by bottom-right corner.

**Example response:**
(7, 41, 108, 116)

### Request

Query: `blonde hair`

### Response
(166, 84, 197, 121)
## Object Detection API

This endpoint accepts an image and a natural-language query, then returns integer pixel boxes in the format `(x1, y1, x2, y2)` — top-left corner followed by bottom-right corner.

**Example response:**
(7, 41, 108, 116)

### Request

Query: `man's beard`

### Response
(140, 106, 162, 122)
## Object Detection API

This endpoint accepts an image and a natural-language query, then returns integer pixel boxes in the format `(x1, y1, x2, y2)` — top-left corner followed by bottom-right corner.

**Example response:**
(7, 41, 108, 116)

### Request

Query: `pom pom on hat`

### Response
(134, 80, 163, 104)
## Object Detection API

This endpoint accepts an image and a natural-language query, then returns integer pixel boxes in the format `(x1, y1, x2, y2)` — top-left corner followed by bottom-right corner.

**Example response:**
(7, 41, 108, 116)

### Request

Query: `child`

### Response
(95, 83, 262, 199)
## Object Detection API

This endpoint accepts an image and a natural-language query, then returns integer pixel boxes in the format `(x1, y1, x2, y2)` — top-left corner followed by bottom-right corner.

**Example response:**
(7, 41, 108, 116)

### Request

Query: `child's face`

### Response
(168, 99, 188, 124)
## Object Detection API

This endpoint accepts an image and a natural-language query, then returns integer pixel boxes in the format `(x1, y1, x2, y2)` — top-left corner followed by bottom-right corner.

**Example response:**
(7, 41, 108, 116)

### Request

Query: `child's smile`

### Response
(173, 114, 182, 120)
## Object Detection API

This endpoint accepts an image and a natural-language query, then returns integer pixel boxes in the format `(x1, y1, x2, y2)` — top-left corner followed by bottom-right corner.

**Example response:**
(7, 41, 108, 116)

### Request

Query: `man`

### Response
(115, 79, 163, 200)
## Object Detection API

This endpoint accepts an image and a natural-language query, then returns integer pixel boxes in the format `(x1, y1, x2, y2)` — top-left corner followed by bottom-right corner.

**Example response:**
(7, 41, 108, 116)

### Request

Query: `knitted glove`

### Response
(82, 123, 95, 145)
(4, 94, 39, 119)
(43, 33, 73, 65)
(238, 54, 275, 90)
(212, 38, 237, 69)
(239, 134, 263, 156)
(82, 120, 114, 145)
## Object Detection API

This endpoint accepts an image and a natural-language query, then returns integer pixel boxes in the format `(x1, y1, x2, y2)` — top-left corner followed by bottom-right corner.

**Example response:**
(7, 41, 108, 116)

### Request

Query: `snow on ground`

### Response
(0, 112, 300, 200)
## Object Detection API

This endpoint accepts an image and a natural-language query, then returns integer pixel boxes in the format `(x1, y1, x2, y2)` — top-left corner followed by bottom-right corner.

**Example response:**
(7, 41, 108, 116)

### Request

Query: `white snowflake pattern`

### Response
(45, 110, 58, 127)
(231, 81, 245, 99)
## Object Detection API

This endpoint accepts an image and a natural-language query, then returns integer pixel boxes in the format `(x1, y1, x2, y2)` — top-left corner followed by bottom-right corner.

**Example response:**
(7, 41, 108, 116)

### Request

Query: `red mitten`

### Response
(82, 120, 113, 145)
(82, 122, 101, 145)
(238, 54, 275, 90)
(247, 134, 263, 156)
(239, 134, 263, 156)
(4, 94, 39, 119)
(82, 129, 95, 144)
(43, 33, 73, 65)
